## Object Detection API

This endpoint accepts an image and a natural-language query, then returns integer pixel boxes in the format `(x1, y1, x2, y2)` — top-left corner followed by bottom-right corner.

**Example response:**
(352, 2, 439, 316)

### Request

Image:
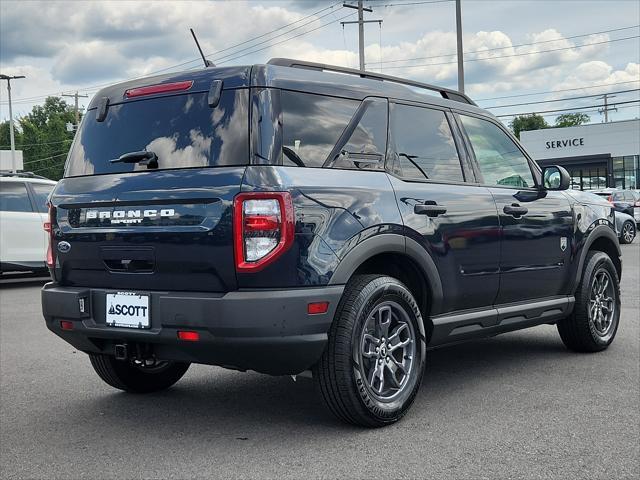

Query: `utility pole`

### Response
(0, 74, 26, 173)
(62, 91, 88, 126)
(342, 1, 382, 71)
(455, 0, 465, 93)
(598, 94, 617, 123)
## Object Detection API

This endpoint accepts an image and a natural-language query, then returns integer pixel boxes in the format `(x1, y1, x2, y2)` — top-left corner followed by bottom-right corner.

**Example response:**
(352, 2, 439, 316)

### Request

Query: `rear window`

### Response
(65, 89, 249, 177)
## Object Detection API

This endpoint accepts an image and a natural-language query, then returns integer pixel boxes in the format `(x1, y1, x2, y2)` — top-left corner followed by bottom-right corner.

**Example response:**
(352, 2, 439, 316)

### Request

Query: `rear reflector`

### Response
(125, 80, 193, 99)
(177, 330, 200, 342)
(60, 321, 74, 331)
(308, 302, 329, 315)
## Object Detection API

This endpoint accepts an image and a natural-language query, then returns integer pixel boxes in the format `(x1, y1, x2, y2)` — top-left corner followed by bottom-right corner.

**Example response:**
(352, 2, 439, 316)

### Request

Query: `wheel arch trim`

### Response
(573, 225, 621, 291)
(328, 233, 444, 314)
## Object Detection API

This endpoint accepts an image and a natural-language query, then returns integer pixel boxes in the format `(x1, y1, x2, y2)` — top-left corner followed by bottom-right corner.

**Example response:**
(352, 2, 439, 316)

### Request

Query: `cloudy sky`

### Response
(0, 0, 638, 125)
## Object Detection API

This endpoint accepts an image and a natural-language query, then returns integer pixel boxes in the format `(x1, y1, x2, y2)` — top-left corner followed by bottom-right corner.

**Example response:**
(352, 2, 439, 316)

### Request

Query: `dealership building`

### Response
(520, 119, 639, 191)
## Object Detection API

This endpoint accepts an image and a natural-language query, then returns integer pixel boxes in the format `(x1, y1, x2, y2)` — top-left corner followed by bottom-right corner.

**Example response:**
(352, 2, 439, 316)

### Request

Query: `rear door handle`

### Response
(503, 203, 528, 217)
(414, 203, 447, 217)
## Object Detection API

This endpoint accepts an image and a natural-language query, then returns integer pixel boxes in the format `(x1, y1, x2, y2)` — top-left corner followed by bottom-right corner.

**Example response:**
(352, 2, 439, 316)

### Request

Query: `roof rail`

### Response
(0, 171, 50, 180)
(267, 58, 476, 106)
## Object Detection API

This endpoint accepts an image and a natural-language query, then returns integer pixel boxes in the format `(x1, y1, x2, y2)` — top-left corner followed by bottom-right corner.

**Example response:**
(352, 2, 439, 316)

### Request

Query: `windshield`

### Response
(65, 89, 249, 177)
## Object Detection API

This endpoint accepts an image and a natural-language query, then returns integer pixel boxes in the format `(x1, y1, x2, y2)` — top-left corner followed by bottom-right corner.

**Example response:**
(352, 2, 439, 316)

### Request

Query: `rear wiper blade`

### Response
(110, 150, 158, 168)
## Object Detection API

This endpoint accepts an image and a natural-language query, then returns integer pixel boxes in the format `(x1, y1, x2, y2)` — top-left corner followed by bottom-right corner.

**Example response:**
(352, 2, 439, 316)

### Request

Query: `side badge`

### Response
(560, 237, 567, 252)
(57, 241, 71, 254)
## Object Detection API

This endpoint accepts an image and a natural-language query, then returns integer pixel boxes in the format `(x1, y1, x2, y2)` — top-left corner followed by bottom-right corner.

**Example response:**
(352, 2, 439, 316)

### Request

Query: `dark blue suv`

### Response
(41, 59, 623, 427)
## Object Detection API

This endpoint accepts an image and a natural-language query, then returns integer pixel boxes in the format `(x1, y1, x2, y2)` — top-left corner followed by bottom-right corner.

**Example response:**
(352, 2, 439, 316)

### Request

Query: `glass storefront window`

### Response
(612, 155, 639, 189)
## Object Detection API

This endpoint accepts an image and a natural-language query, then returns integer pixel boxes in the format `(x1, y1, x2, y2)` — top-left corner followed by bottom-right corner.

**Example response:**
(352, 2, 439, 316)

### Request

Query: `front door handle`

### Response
(503, 203, 528, 217)
(415, 203, 447, 217)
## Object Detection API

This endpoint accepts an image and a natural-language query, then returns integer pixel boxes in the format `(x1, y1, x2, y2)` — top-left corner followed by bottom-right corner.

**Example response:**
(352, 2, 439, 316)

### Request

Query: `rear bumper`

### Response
(41, 283, 344, 375)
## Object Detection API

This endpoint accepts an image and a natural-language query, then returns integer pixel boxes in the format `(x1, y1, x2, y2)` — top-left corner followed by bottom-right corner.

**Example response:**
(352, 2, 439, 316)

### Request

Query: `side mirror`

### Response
(542, 165, 570, 191)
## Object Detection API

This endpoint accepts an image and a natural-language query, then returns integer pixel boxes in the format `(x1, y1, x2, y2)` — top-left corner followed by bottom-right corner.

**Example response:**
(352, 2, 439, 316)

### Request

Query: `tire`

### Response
(557, 251, 621, 352)
(314, 274, 426, 427)
(89, 353, 190, 393)
(619, 220, 635, 244)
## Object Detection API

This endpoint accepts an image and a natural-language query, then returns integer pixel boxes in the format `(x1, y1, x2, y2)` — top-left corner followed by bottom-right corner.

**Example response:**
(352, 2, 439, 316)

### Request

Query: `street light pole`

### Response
(455, 0, 465, 93)
(0, 74, 26, 173)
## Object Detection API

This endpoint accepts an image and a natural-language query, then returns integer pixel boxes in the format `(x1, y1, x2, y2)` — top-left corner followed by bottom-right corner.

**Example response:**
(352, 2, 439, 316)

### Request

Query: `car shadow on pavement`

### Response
(54, 328, 569, 435)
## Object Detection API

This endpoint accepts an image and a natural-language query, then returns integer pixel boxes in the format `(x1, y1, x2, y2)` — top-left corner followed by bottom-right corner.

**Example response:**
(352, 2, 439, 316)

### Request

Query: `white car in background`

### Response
(0, 173, 56, 273)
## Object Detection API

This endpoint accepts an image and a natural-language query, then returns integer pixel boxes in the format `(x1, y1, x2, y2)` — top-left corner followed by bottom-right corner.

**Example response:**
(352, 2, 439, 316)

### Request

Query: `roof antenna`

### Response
(190, 28, 215, 67)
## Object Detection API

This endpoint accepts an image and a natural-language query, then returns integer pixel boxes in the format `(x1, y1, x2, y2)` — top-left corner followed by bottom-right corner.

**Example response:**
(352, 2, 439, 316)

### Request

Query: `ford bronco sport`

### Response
(41, 59, 622, 427)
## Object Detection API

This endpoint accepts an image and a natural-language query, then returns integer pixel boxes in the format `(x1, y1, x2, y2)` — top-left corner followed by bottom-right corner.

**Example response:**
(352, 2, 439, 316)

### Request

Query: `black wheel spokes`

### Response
(360, 302, 415, 400)
(589, 270, 616, 337)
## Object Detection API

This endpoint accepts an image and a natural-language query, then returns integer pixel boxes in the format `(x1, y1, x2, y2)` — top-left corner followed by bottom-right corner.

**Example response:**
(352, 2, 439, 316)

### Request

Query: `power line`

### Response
(484, 88, 640, 109)
(1, 2, 344, 105)
(0, 138, 70, 149)
(215, 10, 357, 66)
(369, 0, 453, 7)
(22, 151, 69, 165)
(205, 6, 348, 65)
(508, 103, 640, 120)
(374, 24, 639, 65)
(152, 2, 343, 73)
(379, 34, 640, 70)
(476, 80, 640, 101)
(494, 99, 640, 117)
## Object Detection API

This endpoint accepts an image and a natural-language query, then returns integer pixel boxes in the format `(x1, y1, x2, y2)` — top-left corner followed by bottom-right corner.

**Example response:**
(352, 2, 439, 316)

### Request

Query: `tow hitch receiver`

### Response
(114, 344, 128, 360)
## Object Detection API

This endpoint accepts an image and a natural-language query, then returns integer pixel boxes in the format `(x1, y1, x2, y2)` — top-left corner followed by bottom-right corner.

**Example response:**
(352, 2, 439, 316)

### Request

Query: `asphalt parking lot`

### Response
(1, 244, 638, 479)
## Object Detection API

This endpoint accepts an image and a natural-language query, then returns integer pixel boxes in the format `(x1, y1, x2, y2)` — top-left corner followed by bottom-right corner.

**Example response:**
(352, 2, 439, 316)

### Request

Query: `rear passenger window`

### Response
(330, 98, 387, 170)
(0, 182, 33, 212)
(30, 183, 54, 213)
(460, 115, 534, 188)
(389, 104, 463, 182)
(281, 91, 358, 168)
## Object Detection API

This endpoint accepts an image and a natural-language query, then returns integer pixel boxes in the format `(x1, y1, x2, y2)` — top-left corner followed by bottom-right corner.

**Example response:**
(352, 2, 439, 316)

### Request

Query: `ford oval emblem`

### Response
(57, 241, 71, 254)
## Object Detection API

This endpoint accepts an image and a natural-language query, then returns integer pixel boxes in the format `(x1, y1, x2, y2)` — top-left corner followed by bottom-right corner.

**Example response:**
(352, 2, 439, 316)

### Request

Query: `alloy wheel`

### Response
(622, 222, 635, 243)
(588, 269, 616, 338)
(359, 301, 416, 401)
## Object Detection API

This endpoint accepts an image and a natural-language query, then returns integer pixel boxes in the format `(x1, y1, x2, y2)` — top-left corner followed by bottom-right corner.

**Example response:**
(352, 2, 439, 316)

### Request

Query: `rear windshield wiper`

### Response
(110, 150, 158, 169)
(398, 153, 429, 180)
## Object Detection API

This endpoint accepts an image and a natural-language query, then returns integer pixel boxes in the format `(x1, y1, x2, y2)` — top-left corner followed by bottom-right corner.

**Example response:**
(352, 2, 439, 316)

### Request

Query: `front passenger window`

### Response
(460, 115, 535, 188)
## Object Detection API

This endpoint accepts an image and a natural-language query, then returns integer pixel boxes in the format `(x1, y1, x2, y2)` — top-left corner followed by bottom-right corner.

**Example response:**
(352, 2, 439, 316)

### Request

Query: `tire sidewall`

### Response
(582, 253, 621, 347)
(349, 279, 426, 421)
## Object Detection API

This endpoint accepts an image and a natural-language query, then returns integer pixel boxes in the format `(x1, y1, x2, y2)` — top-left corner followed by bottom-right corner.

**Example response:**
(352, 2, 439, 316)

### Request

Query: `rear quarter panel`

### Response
(239, 166, 403, 288)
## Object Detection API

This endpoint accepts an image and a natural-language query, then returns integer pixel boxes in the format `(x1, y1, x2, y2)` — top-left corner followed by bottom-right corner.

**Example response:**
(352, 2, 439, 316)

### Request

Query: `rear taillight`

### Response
(44, 203, 56, 269)
(233, 192, 294, 272)
(607, 195, 614, 204)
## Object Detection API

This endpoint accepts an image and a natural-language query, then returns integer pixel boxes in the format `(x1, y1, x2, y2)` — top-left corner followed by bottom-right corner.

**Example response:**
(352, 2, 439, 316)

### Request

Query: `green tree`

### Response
(5, 96, 78, 180)
(554, 113, 590, 128)
(509, 113, 549, 139)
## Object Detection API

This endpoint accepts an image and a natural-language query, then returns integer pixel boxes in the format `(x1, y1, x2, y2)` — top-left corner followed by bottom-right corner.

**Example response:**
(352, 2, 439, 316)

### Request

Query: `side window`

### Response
(30, 183, 54, 213)
(460, 115, 535, 188)
(390, 103, 463, 181)
(0, 182, 33, 213)
(332, 98, 387, 170)
(281, 91, 358, 168)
